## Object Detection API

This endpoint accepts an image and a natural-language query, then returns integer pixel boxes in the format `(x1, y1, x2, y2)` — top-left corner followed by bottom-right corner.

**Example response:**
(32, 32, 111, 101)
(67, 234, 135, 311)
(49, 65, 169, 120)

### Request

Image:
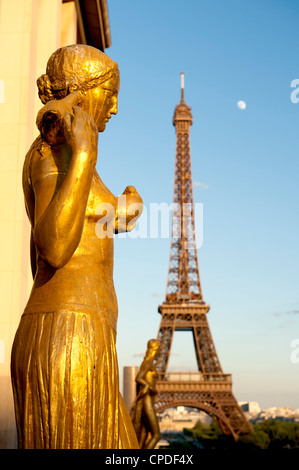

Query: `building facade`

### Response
(0, 0, 110, 448)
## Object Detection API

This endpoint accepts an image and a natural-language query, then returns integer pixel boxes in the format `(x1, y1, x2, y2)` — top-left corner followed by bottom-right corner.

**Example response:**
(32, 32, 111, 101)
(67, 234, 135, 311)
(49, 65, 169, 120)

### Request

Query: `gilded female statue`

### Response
(11, 45, 142, 449)
(132, 339, 161, 449)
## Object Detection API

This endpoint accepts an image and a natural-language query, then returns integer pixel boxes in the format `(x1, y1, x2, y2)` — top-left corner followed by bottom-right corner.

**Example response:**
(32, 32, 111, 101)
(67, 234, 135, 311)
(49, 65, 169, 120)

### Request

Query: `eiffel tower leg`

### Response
(217, 394, 253, 437)
(192, 316, 222, 374)
(156, 321, 174, 378)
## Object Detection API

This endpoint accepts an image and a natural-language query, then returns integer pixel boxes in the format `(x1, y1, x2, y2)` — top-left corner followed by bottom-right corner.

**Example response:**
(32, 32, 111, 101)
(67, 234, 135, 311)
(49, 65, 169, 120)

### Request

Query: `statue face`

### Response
(80, 81, 119, 132)
(98, 88, 118, 132)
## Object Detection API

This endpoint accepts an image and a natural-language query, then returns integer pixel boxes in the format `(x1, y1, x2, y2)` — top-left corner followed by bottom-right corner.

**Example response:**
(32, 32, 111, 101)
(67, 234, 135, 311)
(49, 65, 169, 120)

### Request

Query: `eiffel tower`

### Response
(154, 74, 253, 440)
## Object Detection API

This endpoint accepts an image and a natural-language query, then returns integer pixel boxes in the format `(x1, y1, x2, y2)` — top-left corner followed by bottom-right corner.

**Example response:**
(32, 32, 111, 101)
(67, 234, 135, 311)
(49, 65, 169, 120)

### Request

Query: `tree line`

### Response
(165, 419, 299, 449)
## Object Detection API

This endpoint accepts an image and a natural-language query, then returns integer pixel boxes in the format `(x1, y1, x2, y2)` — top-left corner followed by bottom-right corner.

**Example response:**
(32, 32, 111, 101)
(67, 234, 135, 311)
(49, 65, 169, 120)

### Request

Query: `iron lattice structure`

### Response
(155, 75, 253, 440)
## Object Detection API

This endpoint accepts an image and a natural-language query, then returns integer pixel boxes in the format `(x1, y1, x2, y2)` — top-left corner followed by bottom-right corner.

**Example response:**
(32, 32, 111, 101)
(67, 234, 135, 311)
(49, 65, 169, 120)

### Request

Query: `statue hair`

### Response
(37, 44, 119, 104)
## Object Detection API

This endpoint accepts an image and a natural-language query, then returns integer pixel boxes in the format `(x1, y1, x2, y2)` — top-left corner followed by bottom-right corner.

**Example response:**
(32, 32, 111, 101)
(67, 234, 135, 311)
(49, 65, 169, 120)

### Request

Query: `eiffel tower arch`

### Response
(154, 74, 253, 440)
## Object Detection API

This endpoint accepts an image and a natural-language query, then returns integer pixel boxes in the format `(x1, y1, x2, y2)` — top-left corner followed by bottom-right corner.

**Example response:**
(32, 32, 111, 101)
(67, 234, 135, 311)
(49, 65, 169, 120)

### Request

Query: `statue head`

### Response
(37, 44, 120, 132)
(146, 339, 161, 358)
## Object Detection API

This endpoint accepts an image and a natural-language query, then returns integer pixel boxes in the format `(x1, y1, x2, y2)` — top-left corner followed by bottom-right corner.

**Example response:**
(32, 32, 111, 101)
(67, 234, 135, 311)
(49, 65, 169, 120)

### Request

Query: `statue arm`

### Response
(32, 107, 98, 269)
(114, 185, 143, 233)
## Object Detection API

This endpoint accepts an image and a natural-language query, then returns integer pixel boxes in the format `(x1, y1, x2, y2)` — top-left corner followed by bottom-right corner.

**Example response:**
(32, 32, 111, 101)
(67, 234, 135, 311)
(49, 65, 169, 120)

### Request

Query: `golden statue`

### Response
(132, 339, 161, 449)
(10, 45, 142, 449)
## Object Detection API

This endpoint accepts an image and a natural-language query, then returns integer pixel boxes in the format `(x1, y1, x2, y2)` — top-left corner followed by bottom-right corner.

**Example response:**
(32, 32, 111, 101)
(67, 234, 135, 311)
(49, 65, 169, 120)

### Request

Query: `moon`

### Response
(237, 100, 247, 110)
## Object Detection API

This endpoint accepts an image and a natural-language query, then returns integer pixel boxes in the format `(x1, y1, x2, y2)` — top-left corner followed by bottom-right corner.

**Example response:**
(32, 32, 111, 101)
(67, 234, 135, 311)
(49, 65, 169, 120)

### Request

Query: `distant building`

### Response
(259, 406, 294, 420)
(239, 401, 261, 415)
(123, 366, 138, 412)
(158, 406, 211, 432)
(239, 402, 299, 424)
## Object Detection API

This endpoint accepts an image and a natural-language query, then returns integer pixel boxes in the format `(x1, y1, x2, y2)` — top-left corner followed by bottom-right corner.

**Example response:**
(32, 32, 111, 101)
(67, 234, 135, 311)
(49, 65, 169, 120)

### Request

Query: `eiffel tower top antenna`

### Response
(180, 72, 184, 102)
(165, 73, 204, 304)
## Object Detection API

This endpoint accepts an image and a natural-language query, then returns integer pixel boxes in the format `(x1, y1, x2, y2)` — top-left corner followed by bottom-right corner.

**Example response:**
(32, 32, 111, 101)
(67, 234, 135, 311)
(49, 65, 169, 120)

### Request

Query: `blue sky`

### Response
(97, 0, 299, 409)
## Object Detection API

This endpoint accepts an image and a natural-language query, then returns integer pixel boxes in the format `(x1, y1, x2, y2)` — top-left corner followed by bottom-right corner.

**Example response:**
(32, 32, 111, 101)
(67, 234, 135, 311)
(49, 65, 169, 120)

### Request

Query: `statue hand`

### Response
(40, 91, 81, 120)
(121, 185, 143, 205)
(122, 185, 138, 196)
(36, 92, 81, 146)
(138, 383, 149, 398)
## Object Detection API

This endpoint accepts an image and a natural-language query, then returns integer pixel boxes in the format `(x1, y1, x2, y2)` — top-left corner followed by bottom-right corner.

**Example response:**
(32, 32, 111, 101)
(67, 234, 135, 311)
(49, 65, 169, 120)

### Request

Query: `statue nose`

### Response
(110, 97, 118, 115)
